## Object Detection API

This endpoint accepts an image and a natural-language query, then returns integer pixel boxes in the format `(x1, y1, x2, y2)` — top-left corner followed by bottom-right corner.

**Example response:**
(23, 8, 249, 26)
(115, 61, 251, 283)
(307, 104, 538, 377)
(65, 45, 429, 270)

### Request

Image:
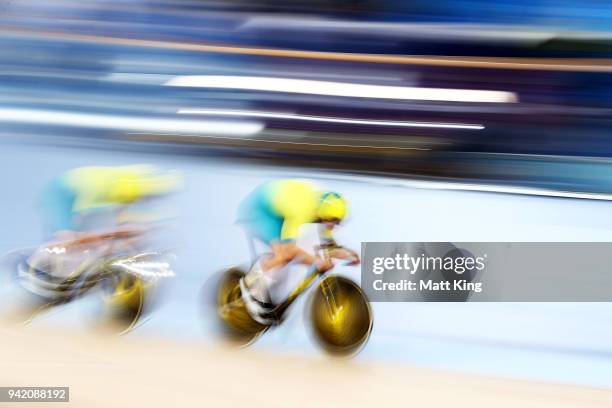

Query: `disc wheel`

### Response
(216, 267, 268, 346)
(102, 272, 147, 334)
(309, 276, 373, 357)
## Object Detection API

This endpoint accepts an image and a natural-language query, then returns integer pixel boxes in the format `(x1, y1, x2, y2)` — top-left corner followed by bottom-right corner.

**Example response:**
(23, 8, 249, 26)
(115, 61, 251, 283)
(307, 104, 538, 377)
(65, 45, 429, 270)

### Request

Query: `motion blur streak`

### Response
(4, 27, 612, 72)
(318, 172, 612, 201)
(166, 76, 518, 103)
(0, 108, 264, 136)
(111, 260, 175, 279)
(177, 109, 485, 130)
(238, 18, 580, 42)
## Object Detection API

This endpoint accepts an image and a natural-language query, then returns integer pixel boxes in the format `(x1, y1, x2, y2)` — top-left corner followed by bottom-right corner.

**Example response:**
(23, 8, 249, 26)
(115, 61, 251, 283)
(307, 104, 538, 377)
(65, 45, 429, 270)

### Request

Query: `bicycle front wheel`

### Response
(309, 275, 373, 357)
(101, 272, 147, 334)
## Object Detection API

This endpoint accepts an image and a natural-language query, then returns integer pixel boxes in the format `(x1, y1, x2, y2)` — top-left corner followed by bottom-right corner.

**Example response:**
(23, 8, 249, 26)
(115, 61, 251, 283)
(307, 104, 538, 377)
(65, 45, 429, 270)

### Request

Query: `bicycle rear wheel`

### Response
(216, 267, 268, 346)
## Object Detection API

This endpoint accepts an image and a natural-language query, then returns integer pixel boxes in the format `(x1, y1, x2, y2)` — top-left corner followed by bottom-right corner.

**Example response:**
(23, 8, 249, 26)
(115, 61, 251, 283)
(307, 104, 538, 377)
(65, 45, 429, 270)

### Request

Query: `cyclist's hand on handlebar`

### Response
(329, 247, 361, 266)
(346, 255, 361, 266)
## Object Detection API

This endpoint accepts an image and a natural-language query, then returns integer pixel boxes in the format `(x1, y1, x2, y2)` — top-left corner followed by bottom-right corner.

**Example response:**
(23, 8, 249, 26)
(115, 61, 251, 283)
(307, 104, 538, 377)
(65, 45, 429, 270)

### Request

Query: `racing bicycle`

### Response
(213, 240, 373, 357)
(2, 226, 174, 334)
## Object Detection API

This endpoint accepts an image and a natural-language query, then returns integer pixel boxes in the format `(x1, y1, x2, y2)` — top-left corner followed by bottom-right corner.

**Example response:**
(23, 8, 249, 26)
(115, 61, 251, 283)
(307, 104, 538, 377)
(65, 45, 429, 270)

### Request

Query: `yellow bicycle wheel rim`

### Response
(310, 276, 373, 357)
(217, 268, 267, 344)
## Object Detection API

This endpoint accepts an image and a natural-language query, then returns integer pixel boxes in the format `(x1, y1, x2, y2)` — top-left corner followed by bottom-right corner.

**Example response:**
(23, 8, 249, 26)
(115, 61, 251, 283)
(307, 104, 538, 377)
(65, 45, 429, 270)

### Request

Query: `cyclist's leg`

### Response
(237, 187, 282, 307)
(263, 241, 318, 272)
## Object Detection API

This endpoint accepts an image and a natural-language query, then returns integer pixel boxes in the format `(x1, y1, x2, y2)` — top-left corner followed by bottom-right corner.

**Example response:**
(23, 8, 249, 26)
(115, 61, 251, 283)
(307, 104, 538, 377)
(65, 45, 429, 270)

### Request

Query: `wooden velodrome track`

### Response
(0, 325, 610, 407)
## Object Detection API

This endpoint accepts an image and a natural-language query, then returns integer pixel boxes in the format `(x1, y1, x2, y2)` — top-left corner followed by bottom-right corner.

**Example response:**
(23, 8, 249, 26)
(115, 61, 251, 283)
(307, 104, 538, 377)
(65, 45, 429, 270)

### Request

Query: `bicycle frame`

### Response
(264, 245, 342, 322)
(20, 228, 154, 301)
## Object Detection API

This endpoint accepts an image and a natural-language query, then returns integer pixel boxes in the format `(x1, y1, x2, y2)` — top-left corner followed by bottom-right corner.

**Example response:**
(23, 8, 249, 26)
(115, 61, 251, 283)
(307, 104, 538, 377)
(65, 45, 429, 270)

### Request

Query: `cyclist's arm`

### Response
(316, 226, 360, 265)
(279, 213, 311, 243)
(329, 247, 360, 265)
(318, 224, 336, 246)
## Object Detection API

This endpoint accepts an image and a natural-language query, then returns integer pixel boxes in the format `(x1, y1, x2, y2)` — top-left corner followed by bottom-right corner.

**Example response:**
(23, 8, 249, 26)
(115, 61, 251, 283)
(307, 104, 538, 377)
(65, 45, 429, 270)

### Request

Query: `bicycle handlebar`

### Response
(316, 242, 361, 266)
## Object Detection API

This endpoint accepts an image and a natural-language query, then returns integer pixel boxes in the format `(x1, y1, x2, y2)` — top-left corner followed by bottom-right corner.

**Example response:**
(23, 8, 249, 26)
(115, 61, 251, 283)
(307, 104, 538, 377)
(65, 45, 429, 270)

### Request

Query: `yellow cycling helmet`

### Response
(317, 192, 348, 222)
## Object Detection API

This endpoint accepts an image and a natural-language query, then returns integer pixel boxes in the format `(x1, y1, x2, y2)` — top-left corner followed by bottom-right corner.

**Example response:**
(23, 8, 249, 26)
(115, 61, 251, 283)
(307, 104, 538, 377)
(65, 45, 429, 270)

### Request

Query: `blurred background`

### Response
(3, 0, 612, 193)
(1, 0, 612, 406)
